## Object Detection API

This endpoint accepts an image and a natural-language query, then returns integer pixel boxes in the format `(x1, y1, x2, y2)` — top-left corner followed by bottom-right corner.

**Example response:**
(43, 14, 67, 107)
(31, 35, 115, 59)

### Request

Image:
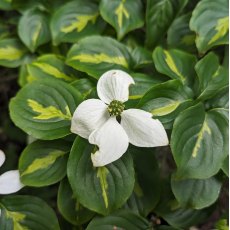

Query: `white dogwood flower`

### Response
(71, 70, 168, 167)
(0, 149, 24, 194)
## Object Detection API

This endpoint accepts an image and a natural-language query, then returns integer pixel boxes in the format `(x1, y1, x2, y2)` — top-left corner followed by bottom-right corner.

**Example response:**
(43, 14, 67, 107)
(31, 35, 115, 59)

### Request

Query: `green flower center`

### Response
(108, 100, 125, 116)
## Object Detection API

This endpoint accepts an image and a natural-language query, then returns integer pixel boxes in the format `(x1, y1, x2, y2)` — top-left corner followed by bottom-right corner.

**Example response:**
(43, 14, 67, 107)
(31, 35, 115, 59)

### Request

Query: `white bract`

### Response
(0, 149, 24, 194)
(71, 70, 169, 167)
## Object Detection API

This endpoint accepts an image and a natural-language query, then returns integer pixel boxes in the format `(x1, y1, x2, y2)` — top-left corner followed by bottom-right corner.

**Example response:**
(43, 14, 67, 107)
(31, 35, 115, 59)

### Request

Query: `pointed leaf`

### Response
(67, 137, 135, 215)
(190, 0, 229, 53)
(153, 47, 197, 85)
(18, 8, 51, 52)
(195, 52, 228, 101)
(146, 0, 188, 48)
(171, 104, 229, 179)
(167, 13, 196, 52)
(99, 0, 144, 40)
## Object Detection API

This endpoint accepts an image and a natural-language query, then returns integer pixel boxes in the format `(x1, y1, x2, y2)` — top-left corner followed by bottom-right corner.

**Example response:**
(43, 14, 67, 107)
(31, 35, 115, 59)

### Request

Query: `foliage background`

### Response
(0, 0, 228, 229)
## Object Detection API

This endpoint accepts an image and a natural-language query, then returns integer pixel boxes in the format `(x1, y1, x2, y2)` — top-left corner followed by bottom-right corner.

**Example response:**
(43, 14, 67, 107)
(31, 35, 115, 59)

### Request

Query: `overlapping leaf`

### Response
(9, 79, 82, 140)
(66, 35, 132, 78)
(195, 52, 228, 101)
(171, 175, 222, 209)
(171, 103, 229, 179)
(130, 47, 153, 69)
(127, 72, 163, 107)
(138, 80, 194, 128)
(58, 178, 94, 225)
(27, 54, 78, 83)
(190, 0, 229, 53)
(0, 195, 60, 230)
(50, 0, 104, 45)
(67, 137, 135, 215)
(124, 146, 160, 216)
(146, 0, 188, 48)
(19, 140, 71, 187)
(86, 210, 150, 230)
(71, 78, 96, 99)
(153, 47, 197, 85)
(167, 13, 196, 52)
(0, 38, 27, 68)
(18, 8, 51, 52)
(100, 0, 144, 40)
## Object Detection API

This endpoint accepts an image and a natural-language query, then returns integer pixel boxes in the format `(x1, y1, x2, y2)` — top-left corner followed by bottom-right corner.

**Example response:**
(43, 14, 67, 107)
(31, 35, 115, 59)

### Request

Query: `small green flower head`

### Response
(107, 100, 125, 116)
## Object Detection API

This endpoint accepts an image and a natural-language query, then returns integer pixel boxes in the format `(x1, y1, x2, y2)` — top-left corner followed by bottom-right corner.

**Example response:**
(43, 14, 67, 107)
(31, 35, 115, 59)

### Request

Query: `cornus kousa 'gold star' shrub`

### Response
(0, 0, 228, 228)
(71, 70, 169, 167)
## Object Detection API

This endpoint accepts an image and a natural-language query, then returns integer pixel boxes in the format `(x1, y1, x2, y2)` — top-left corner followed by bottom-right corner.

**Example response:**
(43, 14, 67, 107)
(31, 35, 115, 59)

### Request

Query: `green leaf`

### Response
(0, 0, 12, 10)
(71, 78, 96, 99)
(18, 8, 51, 52)
(0, 22, 10, 40)
(171, 175, 222, 209)
(67, 137, 135, 215)
(0, 38, 27, 68)
(124, 146, 160, 216)
(12, 0, 49, 13)
(50, 0, 105, 45)
(156, 226, 181, 230)
(138, 80, 194, 129)
(86, 210, 150, 230)
(66, 35, 132, 78)
(130, 46, 153, 69)
(99, 0, 144, 40)
(155, 179, 211, 229)
(153, 47, 197, 85)
(206, 86, 229, 109)
(195, 52, 228, 101)
(9, 79, 82, 140)
(158, 205, 210, 229)
(167, 13, 196, 52)
(190, 0, 229, 53)
(128, 72, 163, 102)
(171, 103, 229, 179)
(145, 0, 188, 48)
(0, 195, 60, 230)
(215, 219, 229, 230)
(19, 140, 71, 187)
(27, 54, 78, 83)
(58, 178, 94, 225)
(222, 156, 229, 177)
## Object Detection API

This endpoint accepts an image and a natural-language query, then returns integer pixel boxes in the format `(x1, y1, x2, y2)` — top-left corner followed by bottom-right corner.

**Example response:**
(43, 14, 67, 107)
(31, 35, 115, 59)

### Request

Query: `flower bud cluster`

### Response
(108, 100, 125, 116)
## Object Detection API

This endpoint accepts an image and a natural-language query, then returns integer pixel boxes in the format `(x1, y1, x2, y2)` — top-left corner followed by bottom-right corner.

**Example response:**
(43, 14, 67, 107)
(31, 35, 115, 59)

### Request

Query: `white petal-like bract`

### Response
(121, 109, 169, 147)
(71, 99, 110, 138)
(89, 117, 129, 167)
(97, 70, 135, 104)
(0, 150, 5, 168)
(0, 170, 24, 194)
